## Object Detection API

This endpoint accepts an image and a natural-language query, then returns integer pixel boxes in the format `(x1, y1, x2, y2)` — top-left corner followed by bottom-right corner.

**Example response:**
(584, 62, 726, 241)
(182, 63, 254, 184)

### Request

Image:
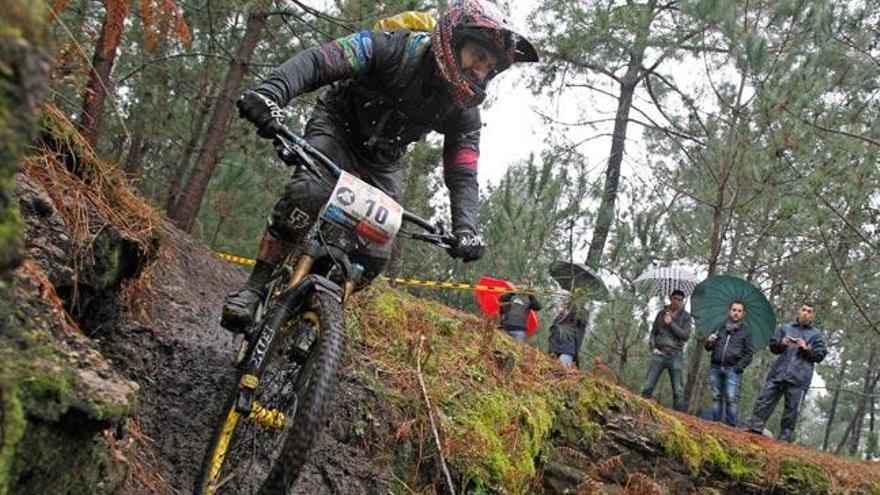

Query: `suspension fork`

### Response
(236, 263, 343, 415)
(235, 265, 315, 415)
(288, 255, 315, 289)
(233, 254, 315, 366)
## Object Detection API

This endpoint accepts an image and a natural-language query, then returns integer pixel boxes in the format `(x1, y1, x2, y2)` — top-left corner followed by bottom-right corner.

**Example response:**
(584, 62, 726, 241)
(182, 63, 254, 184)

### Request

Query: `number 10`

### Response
(365, 199, 388, 224)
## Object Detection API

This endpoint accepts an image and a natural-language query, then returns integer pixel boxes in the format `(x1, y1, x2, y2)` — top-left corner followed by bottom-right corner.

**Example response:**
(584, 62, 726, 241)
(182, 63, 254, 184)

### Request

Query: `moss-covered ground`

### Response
(0, 273, 137, 495)
(350, 281, 880, 494)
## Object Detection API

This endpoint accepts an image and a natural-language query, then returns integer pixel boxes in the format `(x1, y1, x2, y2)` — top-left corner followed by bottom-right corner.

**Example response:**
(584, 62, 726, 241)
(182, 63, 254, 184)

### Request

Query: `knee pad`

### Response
(269, 174, 332, 241)
(267, 208, 314, 243)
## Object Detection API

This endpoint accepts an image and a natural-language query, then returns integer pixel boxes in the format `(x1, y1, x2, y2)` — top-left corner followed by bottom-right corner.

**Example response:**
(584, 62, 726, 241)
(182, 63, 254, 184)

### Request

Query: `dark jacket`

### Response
(499, 292, 542, 330)
(704, 321, 753, 373)
(649, 306, 692, 354)
(765, 320, 827, 388)
(549, 307, 588, 358)
(254, 30, 481, 233)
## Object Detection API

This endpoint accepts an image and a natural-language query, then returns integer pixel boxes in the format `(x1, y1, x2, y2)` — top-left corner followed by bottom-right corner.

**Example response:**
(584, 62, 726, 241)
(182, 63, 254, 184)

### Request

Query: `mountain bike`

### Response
(195, 125, 456, 495)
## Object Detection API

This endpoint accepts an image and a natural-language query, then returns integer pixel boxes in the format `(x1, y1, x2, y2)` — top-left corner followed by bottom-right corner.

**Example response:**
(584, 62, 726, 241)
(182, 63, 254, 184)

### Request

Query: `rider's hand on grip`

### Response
(447, 230, 485, 262)
(237, 90, 286, 139)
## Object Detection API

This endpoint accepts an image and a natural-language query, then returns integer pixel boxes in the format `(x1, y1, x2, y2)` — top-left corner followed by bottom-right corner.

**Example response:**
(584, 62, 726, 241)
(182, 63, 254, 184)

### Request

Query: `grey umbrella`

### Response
(634, 266, 700, 298)
(549, 261, 609, 299)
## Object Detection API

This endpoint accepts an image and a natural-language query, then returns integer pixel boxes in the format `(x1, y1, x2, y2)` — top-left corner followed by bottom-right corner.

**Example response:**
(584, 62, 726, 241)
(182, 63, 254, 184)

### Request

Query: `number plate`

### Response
(320, 171, 403, 245)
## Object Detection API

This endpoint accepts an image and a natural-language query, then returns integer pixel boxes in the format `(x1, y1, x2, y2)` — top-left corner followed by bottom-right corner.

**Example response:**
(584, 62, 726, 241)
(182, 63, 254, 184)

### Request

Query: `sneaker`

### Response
(221, 287, 265, 331)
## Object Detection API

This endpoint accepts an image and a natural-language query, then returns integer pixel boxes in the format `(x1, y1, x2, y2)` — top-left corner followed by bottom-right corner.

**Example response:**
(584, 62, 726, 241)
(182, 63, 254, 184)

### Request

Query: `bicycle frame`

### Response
(229, 126, 453, 417)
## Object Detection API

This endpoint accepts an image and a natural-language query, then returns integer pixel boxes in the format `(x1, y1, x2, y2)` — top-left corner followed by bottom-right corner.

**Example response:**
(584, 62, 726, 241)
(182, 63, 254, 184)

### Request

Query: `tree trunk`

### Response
(122, 134, 149, 175)
(617, 338, 628, 375)
(166, 84, 213, 215)
(683, 71, 747, 409)
(868, 394, 876, 460)
(78, 0, 129, 147)
(823, 361, 848, 451)
(849, 346, 879, 455)
(836, 346, 879, 455)
(210, 214, 226, 247)
(584, 80, 635, 271)
(0, 3, 51, 281)
(168, 6, 268, 232)
(583, 0, 659, 271)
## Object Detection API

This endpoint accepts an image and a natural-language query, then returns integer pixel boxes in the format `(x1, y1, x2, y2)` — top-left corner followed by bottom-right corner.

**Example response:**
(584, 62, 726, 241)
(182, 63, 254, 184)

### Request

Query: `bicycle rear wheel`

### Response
(195, 291, 345, 495)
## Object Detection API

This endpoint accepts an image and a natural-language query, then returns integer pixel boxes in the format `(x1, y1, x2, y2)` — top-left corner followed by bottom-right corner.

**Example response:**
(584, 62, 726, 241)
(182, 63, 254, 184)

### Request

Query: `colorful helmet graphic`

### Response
(431, 0, 539, 108)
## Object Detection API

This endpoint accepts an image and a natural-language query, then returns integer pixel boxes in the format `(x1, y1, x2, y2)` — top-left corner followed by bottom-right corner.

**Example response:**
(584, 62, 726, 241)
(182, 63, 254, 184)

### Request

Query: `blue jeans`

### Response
(641, 351, 686, 411)
(502, 325, 527, 343)
(709, 366, 742, 426)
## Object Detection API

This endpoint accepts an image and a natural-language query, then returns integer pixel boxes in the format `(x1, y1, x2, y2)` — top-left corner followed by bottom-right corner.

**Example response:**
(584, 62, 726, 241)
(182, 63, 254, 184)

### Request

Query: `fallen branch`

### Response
(416, 334, 456, 495)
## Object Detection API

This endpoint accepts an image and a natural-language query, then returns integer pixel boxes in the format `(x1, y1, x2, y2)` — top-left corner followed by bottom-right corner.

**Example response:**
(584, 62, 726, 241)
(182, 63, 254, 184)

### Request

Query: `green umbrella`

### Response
(690, 275, 776, 348)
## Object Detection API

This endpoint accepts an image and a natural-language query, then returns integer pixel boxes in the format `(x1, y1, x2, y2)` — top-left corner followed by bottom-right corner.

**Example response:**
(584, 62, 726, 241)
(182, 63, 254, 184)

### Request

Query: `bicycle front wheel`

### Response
(196, 290, 345, 495)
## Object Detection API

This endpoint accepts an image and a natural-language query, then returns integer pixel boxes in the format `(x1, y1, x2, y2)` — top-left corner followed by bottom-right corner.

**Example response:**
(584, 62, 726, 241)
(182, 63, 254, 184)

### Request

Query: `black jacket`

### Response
(765, 321, 827, 388)
(499, 292, 542, 330)
(649, 307, 692, 354)
(549, 307, 588, 358)
(254, 30, 481, 233)
(704, 321, 753, 372)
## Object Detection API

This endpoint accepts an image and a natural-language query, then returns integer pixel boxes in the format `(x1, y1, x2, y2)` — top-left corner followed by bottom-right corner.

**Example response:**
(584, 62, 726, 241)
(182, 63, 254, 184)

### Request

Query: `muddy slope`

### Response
(13, 167, 392, 494)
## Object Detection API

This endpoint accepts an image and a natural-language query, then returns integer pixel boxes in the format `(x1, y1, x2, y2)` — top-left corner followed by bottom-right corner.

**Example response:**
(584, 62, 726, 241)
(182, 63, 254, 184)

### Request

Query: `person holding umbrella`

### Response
(641, 289, 692, 412)
(704, 300, 753, 427)
(746, 302, 827, 442)
(549, 288, 589, 366)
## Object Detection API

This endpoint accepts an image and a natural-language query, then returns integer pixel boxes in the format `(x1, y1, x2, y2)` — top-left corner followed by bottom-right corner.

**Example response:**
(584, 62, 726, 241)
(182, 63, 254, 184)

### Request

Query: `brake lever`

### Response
(273, 137, 299, 166)
(401, 230, 455, 249)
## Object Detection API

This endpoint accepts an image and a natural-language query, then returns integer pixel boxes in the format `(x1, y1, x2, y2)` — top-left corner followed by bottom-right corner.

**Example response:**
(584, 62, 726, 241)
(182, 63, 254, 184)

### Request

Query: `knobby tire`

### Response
(195, 290, 345, 495)
(260, 291, 345, 493)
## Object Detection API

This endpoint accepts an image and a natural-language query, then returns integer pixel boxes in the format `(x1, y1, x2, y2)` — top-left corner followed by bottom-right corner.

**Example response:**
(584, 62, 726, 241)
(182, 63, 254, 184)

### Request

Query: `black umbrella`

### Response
(549, 261, 609, 299)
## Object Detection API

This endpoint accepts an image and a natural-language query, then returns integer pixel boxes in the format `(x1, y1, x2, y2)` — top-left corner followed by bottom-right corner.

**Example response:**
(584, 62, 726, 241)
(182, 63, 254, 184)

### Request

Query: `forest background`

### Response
(29, 0, 880, 459)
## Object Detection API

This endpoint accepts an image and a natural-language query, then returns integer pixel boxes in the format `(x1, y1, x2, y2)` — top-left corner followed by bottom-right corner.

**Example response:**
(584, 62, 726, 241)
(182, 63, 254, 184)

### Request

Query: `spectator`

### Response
(499, 291, 542, 343)
(746, 302, 827, 442)
(704, 301, 753, 426)
(641, 289, 692, 411)
(549, 289, 589, 367)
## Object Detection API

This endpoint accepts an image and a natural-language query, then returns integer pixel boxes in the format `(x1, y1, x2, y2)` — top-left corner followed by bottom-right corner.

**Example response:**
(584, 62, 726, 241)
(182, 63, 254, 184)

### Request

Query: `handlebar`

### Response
(272, 125, 456, 249)
(274, 126, 342, 178)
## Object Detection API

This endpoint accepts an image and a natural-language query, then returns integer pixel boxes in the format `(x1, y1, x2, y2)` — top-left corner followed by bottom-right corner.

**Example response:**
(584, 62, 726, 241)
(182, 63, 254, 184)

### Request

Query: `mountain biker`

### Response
(221, 0, 540, 331)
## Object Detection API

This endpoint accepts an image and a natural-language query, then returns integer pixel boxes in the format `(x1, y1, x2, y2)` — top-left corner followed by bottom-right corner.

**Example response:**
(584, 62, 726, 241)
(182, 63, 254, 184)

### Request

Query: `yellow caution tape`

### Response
(385, 277, 565, 297)
(215, 252, 256, 266)
(214, 251, 566, 297)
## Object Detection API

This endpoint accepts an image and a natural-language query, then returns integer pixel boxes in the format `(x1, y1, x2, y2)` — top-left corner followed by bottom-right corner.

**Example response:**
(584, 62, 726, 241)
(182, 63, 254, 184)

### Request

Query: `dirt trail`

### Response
(15, 167, 386, 495)
(102, 242, 389, 494)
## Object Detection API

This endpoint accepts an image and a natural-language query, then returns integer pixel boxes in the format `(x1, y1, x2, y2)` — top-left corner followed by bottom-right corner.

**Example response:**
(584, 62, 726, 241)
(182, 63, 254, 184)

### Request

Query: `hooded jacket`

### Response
(254, 30, 481, 233)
